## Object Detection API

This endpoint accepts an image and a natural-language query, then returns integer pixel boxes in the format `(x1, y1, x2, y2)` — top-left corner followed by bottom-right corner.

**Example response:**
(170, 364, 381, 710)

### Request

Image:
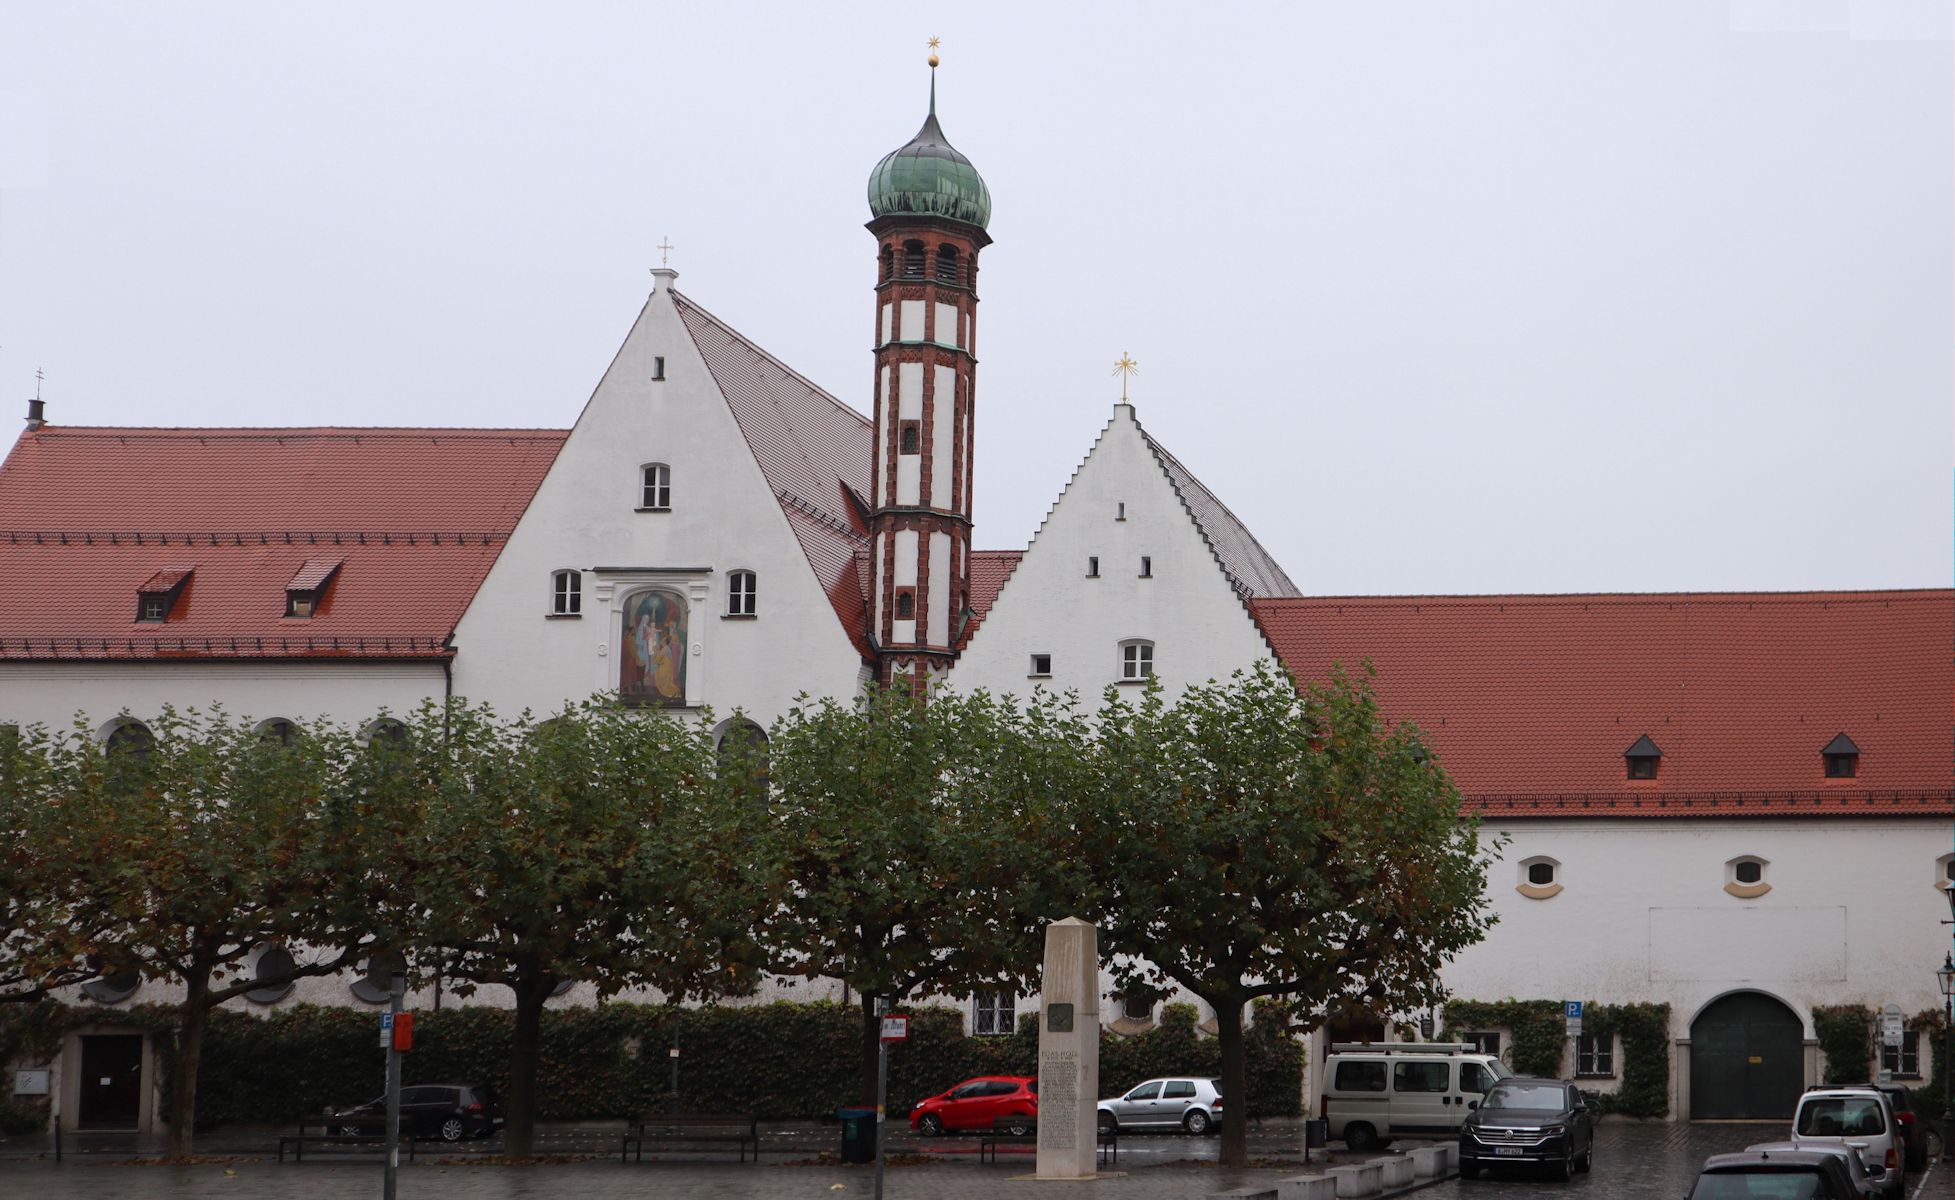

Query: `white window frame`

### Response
(727, 570, 757, 617)
(1576, 1031, 1614, 1077)
(640, 463, 672, 510)
(1120, 640, 1154, 682)
(973, 991, 1015, 1037)
(1880, 1030, 1921, 1079)
(552, 569, 582, 616)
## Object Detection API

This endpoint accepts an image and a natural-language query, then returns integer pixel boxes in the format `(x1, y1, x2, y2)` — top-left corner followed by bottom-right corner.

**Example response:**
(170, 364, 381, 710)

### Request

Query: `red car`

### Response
(909, 1075, 1038, 1136)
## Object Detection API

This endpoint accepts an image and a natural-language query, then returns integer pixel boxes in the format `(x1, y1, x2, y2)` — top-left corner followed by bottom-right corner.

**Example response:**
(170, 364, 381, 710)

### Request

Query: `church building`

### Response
(1, 64, 1947, 1135)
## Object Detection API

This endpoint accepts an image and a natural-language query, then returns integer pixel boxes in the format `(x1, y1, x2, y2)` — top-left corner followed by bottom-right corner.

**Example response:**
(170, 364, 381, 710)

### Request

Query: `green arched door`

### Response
(1690, 992, 1803, 1119)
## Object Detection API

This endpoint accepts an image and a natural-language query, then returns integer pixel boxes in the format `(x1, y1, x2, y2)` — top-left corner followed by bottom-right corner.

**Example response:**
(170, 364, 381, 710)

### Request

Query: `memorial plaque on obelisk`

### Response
(1035, 917, 1100, 1179)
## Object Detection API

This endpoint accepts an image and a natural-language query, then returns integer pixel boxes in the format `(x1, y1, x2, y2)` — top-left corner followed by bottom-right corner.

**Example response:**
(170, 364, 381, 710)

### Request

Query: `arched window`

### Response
(716, 717, 770, 802)
(361, 718, 409, 752)
(81, 965, 140, 1005)
(880, 244, 895, 282)
(102, 717, 155, 759)
(902, 239, 926, 278)
(256, 718, 299, 747)
(727, 570, 757, 617)
(899, 421, 920, 455)
(349, 951, 406, 1005)
(1725, 855, 1771, 898)
(1517, 856, 1563, 899)
(1119, 640, 1154, 682)
(640, 463, 672, 510)
(246, 945, 297, 1005)
(935, 244, 961, 283)
(895, 589, 915, 619)
(552, 569, 582, 616)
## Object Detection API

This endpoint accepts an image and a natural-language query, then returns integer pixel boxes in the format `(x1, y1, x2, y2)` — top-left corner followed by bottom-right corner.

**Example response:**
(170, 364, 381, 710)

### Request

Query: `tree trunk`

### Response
(503, 975, 552, 1157)
(858, 993, 881, 1106)
(166, 962, 212, 1158)
(1215, 995, 1249, 1168)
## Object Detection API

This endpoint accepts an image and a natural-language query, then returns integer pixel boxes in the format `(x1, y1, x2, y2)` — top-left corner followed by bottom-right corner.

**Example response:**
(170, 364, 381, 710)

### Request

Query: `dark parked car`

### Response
(1688, 1149, 1862, 1200)
(335, 1082, 504, 1142)
(1745, 1142, 1880, 1200)
(1459, 1077, 1596, 1181)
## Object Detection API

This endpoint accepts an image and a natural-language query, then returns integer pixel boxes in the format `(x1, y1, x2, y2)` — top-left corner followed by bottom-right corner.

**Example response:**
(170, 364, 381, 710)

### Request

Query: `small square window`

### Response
(1464, 1031, 1501, 1058)
(1824, 754, 1856, 778)
(1527, 861, 1555, 886)
(1734, 860, 1762, 885)
(1029, 653, 1052, 676)
(1576, 1032, 1614, 1077)
(973, 991, 1015, 1037)
(286, 593, 316, 618)
(1627, 757, 1657, 780)
(140, 596, 167, 621)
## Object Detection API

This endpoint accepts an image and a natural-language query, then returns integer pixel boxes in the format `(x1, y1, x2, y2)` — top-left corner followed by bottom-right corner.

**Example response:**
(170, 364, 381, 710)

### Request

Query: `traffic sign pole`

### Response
(384, 971, 404, 1200)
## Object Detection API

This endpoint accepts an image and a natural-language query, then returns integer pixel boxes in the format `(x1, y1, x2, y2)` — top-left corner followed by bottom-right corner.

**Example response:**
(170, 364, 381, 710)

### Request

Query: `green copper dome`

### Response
(867, 83, 991, 230)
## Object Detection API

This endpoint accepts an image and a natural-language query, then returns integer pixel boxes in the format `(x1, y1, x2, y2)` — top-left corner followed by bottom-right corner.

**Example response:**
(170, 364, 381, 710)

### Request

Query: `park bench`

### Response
(277, 1114, 417, 1162)
(977, 1116, 1117, 1166)
(619, 1112, 761, 1163)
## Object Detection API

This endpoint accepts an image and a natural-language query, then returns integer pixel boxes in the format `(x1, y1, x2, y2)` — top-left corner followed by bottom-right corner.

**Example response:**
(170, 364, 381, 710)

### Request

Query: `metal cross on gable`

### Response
(657, 237, 674, 267)
(1112, 352, 1139, 402)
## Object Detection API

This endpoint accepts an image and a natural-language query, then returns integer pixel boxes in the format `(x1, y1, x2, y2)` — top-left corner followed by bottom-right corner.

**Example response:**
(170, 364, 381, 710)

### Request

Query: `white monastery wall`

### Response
(0, 661, 444, 737)
(451, 272, 866, 727)
(950, 404, 1276, 700)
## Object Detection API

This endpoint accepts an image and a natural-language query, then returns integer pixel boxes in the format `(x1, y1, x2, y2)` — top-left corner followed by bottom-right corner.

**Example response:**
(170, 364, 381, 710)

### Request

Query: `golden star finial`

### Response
(927, 36, 940, 68)
(1112, 352, 1140, 403)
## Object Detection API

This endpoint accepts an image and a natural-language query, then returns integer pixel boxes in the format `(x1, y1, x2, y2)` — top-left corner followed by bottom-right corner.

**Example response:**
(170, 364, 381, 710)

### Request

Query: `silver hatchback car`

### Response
(1096, 1076, 1225, 1134)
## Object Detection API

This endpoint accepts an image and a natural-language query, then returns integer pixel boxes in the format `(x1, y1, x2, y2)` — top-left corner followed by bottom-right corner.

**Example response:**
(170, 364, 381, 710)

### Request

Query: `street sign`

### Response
(880, 1014, 909, 1042)
(1564, 1001, 1584, 1020)
(1878, 1004, 1904, 1048)
(379, 1011, 394, 1049)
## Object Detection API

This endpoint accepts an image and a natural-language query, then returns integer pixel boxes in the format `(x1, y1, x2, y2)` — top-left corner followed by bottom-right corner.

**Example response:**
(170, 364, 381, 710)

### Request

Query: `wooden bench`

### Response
(277, 1115, 417, 1162)
(620, 1113, 761, 1163)
(976, 1116, 1117, 1166)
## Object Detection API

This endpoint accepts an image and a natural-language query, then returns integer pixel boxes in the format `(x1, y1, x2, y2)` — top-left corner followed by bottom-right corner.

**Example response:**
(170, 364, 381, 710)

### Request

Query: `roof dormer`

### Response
(134, 567, 193, 623)
(1624, 734, 1662, 780)
(285, 557, 342, 619)
(1821, 732, 1859, 779)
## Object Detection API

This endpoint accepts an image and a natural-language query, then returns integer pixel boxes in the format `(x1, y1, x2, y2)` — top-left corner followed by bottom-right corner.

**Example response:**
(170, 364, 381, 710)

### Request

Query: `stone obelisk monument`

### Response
(1035, 917, 1101, 1179)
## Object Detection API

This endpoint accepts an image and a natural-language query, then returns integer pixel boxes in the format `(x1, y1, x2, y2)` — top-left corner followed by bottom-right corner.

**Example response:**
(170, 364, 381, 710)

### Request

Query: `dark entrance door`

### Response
(77, 1035, 144, 1129)
(1690, 992, 1802, 1119)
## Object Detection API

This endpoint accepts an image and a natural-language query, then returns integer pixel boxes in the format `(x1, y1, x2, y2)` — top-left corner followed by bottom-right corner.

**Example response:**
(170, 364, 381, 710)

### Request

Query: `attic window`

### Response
(1139, 556, 1152, 578)
(1087, 556, 1099, 578)
(285, 557, 342, 619)
(135, 567, 193, 623)
(652, 356, 666, 382)
(1624, 734, 1662, 780)
(1116, 502, 1126, 521)
(1821, 733, 1859, 779)
(1029, 653, 1052, 677)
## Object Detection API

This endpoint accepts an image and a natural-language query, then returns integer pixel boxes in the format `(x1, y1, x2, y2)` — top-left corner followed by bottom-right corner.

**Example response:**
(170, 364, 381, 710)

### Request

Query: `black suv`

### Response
(336, 1082, 504, 1142)
(1690, 1149, 1861, 1200)
(1459, 1077, 1597, 1181)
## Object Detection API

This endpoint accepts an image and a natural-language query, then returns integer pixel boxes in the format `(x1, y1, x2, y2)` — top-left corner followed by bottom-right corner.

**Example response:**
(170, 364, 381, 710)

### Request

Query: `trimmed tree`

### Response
(757, 684, 1091, 1103)
(405, 699, 769, 1157)
(1084, 661, 1501, 1167)
(41, 708, 400, 1156)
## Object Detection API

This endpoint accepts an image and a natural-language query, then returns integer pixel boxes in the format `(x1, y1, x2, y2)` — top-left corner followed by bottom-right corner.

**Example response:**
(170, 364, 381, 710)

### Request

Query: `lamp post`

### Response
(1937, 949, 1954, 1163)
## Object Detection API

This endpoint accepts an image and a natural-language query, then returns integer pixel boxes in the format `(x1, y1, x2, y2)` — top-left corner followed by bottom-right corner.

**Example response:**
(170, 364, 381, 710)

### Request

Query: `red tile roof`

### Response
(673, 292, 875, 659)
(1251, 590, 1954, 819)
(959, 549, 1024, 649)
(0, 427, 564, 660)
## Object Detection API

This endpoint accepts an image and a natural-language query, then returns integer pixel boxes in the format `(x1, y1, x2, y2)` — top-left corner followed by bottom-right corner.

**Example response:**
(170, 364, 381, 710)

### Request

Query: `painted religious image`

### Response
(621, 589, 687, 705)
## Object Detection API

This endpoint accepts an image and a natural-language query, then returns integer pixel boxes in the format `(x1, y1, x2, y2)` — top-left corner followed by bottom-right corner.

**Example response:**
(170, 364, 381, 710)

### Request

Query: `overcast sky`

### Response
(2, 2, 1948, 595)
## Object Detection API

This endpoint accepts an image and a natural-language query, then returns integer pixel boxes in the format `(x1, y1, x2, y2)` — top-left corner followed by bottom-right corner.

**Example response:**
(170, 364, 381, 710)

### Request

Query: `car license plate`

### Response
(1494, 1147, 1523, 1156)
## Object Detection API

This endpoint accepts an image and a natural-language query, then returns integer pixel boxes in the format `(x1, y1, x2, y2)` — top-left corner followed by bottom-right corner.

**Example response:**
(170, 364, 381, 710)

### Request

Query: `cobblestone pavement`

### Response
(0, 1120, 1950, 1200)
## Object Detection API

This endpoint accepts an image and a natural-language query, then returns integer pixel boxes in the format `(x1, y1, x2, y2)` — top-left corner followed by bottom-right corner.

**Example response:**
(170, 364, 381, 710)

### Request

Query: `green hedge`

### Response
(1812, 1005, 1871, 1084)
(14, 998, 1300, 1126)
(1443, 998, 1671, 1119)
(1442, 999, 1564, 1076)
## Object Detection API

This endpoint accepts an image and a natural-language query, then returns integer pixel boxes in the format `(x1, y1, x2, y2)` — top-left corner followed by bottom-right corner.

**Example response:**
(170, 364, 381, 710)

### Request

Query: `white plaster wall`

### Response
(931, 364, 955, 509)
(928, 531, 951, 647)
(450, 274, 865, 728)
(949, 404, 1277, 699)
(1443, 817, 1955, 1038)
(0, 661, 443, 736)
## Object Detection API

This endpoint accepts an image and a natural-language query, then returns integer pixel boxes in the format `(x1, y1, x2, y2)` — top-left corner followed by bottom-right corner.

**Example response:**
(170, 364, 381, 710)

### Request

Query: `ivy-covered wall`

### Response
(1442, 998, 1671, 1119)
(0, 998, 1304, 1127)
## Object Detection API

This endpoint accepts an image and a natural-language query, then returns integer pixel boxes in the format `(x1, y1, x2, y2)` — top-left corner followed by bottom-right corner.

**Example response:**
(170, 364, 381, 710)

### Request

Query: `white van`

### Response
(1321, 1042, 1512, 1149)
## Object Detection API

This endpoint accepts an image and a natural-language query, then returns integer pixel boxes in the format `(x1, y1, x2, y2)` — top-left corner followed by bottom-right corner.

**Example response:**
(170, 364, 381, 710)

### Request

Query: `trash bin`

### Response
(1305, 1118, 1329, 1149)
(838, 1107, 877, 1163)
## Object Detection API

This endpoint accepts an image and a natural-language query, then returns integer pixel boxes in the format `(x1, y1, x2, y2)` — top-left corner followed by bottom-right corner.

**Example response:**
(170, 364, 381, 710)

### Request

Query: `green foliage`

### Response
(1086, 662, 1499, 1165)
(1586, 1002, 1670, 1118)
(1812, 1005, 1871, 1084)
(1442, 999, 1564, 1076)
(0, 1101, 46, 1136)
(62, 999, 1302, 1126)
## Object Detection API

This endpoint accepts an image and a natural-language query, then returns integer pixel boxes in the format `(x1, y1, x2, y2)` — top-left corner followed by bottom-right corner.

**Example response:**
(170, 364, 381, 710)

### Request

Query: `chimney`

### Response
(25, 398, 44, 431)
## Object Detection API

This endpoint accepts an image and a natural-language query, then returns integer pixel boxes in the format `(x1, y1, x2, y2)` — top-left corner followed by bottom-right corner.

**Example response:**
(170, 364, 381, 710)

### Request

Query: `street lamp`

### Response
(1936, 950, 1954, 1163)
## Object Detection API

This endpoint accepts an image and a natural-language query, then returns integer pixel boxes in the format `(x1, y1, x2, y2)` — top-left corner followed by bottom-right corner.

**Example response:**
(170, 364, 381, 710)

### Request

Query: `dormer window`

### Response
(134, 567, 193, 622)
(284, 557, 342, 619)
(640, 463, 672, 510)
(1624, 734, 1662, 780)
(1821, 733, 1859, 779)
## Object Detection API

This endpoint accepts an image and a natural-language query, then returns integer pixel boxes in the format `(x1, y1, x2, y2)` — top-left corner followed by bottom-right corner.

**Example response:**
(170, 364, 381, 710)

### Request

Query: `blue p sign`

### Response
(1564, 1001, 1583, 1020)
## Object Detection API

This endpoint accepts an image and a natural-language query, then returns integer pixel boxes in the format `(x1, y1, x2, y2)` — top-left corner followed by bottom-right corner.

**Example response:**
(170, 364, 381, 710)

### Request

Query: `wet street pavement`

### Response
(1, 1118, 1950, 1200)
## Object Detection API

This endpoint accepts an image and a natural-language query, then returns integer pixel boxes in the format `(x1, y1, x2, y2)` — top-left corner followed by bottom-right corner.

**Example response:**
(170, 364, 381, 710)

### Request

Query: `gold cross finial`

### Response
(927, 36, 940, 68)
(657, 237, 674, 267)
(1112, 352, 1139, 403)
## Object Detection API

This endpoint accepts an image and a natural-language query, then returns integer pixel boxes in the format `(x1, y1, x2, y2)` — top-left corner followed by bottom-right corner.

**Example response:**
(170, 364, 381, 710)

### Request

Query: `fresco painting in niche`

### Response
(621, 589, 687, 705)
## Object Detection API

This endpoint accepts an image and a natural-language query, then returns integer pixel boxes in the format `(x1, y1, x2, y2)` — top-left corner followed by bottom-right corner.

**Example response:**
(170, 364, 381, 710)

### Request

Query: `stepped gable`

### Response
(1135, 426, 1300, 601)
(0, 426, 564, 660)
(1252, 589, 1955, 818)
(957, 549, 1023, 649)
(671, 291, 874, 658)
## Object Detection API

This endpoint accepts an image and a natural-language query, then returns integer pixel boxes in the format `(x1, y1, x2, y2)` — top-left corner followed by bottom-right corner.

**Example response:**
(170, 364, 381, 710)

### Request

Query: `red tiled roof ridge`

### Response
(1256, 588, 1951, 606)
(669, 290, 870, 429)
(20, 426, 568, 439)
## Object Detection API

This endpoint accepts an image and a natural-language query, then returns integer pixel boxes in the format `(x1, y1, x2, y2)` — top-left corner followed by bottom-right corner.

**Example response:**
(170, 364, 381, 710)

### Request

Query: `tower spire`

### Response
(927, 36, 940, 114)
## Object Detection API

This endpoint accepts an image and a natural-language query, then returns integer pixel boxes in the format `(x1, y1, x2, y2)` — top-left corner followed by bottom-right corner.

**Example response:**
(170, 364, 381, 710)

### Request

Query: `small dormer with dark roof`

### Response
(285, 557, 342, 619)
(1624, 734, 1662, 780)
(135, 567, 193, 622)
(1821, 732, 1859, 779)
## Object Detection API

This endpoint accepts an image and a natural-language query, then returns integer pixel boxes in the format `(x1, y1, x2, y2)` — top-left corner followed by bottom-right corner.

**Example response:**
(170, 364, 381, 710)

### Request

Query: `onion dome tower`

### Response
(865, 48, 990, 689)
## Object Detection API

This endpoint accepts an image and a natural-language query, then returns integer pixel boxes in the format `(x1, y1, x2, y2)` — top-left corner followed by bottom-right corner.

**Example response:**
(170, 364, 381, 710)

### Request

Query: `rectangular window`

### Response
(140, 596, 167, 621)
(1576, 1032, 1614, 1076)
(553, 571, 582, 616)
(1140, 556, 1152, 577)
(1087, 556, 1099, 577)
(1394, 1060, 1451, 1093)
(727, 571, 757, 617)
(652, 356, 666, 381)
(1029, 653, 1052, 676)
(642, 464, 671, 509)
(1464, 1031, 1501, 1058)
(1121, 642, 1154, 681)
(1334, 1060, 1387, 1093)
(973, 992, 1015, 1037)
(1116, 502, 1126, 521)
(1881, 1031, 1920, 1078)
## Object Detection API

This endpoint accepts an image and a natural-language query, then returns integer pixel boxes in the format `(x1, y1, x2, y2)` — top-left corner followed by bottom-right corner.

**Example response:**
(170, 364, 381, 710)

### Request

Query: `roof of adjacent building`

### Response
(673, 291, 875, 659)
(958, 549, 1024, 650)
(1137, 425, 1300, 602)
(0, 426, 565, 660)
(1252, 589, 1955, 819)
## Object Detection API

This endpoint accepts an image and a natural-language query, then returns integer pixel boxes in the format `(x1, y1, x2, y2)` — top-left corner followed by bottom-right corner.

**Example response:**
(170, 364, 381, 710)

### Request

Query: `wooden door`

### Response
(77, 1035, 144, 1129)
(1690, 992, 1803, 1119)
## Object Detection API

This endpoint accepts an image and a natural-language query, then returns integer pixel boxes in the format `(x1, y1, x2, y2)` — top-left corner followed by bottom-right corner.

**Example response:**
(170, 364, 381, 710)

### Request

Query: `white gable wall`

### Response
(452, 276, 865, 726)
(950, 404, 1276, 699)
